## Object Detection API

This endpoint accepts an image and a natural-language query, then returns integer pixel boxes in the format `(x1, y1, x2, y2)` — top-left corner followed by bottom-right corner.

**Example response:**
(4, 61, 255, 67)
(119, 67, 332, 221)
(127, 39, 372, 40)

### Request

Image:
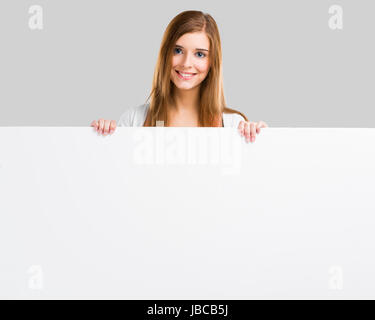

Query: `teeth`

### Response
(178, 71, 195, 77)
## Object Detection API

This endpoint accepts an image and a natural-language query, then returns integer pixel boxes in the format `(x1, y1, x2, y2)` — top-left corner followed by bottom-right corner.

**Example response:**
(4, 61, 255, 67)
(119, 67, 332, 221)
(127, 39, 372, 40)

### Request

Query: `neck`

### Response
(173, 86, 200, 113)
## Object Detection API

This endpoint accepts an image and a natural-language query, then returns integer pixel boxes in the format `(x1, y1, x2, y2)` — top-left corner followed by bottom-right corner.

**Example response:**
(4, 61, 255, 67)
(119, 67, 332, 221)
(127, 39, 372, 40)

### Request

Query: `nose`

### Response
(181, 51, 194, 69)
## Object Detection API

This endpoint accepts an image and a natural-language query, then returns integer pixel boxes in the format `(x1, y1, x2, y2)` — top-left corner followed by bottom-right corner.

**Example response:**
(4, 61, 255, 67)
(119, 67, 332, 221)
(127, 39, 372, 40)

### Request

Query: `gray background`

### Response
(0, 0, 373, 127)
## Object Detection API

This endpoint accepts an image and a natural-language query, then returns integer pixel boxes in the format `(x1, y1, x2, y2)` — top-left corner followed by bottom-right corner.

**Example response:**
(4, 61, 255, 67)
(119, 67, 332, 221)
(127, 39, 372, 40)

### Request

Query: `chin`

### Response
(173, 79, 202, 89)
(175, 84, 199, 91)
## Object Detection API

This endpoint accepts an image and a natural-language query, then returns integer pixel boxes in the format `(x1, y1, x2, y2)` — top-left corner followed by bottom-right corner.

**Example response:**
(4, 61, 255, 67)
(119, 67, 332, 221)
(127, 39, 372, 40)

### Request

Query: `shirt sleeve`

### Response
(117, 107, 134, 127)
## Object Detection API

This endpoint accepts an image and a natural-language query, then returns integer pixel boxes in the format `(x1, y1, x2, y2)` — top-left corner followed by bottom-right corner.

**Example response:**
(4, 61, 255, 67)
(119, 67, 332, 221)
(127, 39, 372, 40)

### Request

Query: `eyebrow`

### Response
(175, 44, 209, 52)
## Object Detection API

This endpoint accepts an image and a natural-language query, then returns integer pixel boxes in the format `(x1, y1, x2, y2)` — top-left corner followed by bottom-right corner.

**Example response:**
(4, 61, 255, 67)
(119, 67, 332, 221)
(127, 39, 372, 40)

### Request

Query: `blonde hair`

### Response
(143, 10, 248, 127)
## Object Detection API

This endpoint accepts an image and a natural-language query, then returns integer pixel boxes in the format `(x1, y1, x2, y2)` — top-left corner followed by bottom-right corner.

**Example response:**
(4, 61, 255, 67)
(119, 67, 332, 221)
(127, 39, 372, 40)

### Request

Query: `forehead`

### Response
(175, 32, 210, 49)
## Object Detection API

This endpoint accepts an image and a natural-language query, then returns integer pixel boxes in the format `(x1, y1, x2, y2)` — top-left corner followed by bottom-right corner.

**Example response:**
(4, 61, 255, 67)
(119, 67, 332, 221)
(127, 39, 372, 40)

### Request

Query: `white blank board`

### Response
(0, 127, 375, 299)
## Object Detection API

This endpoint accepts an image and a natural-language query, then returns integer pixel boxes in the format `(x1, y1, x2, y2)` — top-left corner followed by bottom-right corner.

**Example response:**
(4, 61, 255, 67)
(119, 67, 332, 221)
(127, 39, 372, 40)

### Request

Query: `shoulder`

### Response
(222, 111, 246, 128)
(118, 103, 150, 127)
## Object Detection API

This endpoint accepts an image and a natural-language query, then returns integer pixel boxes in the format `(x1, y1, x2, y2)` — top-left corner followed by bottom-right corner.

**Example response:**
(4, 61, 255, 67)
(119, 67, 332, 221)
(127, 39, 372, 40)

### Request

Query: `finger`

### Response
(250, 122, 256, 142)
(256, 121, 268, 134)
(244, 122, 251, 143)
(237, 121, 245, 136)
(256, 122, 261, 134)
(259, 121, 268, 128)
(90, 120, 98, 131)
(103, 120, 111, 135)
(109, 120, 116, 134)
(98, 119, 105, 135)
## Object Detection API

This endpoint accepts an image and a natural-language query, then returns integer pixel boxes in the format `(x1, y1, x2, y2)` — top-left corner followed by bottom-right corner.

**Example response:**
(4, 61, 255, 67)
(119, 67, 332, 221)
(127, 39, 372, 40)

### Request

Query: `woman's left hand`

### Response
(237, 120, 268, 143)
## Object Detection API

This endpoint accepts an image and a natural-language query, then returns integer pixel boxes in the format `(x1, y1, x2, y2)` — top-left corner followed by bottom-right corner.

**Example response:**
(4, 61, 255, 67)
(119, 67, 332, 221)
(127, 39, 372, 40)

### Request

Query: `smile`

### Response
(176, 70, 196, 80)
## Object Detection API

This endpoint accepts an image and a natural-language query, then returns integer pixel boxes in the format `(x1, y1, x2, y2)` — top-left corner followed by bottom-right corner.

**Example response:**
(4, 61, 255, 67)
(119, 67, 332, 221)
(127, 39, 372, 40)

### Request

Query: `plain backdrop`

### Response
(0, 0, 374, 127)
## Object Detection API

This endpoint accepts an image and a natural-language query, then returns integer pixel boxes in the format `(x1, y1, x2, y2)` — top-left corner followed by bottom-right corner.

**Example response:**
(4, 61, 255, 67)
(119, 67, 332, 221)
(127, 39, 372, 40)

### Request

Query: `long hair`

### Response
(143, 10, 248, 127)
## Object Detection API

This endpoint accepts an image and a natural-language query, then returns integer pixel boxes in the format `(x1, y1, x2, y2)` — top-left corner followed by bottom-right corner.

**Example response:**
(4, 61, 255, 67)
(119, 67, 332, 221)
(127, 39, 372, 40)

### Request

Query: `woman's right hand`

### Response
(90, 119, 117, 135)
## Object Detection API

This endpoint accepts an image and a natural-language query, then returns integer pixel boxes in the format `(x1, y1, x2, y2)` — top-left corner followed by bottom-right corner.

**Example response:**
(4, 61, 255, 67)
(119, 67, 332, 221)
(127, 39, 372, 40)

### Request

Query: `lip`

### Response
(175, 70, 197, 80)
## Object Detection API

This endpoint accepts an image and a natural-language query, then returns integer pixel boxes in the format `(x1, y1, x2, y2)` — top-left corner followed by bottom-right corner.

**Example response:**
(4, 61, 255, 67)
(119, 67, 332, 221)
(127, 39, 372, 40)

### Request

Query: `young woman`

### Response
(91, 10, 268, 143)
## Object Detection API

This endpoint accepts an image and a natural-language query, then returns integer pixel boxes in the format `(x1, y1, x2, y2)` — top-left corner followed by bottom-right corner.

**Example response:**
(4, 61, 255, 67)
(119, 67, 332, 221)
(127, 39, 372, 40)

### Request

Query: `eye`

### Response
(174, 47, 182, 54)
(196, 52, 206, 58)
(173, 47, 206, 58)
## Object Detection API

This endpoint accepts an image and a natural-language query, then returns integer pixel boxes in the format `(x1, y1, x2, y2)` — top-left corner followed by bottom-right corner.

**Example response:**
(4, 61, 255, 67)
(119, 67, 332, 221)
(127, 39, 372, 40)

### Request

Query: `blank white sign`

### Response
(0, 127, 375, 299)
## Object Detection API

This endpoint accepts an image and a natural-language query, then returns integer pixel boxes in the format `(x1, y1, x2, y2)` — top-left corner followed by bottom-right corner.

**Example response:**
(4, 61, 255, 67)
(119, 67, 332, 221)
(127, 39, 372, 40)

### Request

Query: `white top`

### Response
(118, 103, 245, 127)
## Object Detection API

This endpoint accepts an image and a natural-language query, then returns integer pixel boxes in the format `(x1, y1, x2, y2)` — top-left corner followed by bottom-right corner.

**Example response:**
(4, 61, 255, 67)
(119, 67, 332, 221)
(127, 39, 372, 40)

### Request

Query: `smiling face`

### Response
(170, 31, 211, 91)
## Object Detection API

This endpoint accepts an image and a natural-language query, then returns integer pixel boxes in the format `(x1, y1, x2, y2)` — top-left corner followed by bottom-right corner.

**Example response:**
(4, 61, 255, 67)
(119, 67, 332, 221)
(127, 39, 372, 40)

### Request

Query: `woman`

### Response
(91, 10, 267, 143)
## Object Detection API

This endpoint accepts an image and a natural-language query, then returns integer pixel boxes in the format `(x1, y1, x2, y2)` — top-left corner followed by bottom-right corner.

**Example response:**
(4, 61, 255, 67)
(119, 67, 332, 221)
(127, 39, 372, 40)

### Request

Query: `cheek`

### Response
(196, 60, 210, 74)
(171, 56, 180, 68)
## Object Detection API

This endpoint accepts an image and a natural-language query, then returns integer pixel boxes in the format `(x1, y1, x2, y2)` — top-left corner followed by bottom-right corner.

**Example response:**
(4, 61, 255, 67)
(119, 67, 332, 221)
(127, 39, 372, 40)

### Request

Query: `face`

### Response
(170, 32, 211, 91)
